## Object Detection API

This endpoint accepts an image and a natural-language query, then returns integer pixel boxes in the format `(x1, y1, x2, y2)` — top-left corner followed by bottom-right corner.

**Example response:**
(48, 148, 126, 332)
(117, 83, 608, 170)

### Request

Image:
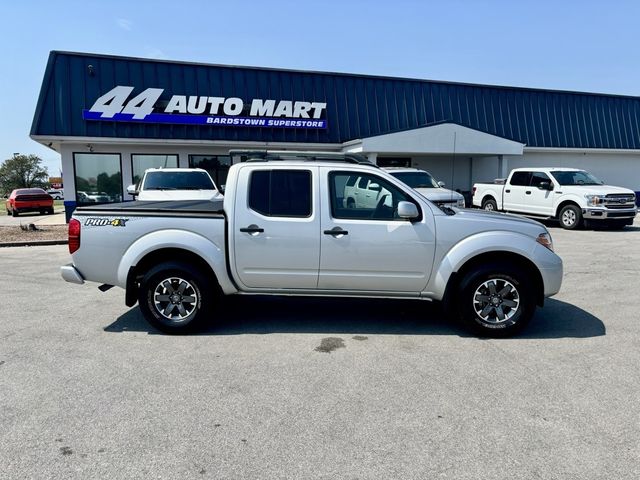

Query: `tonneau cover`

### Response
(76, 199, 224, 215)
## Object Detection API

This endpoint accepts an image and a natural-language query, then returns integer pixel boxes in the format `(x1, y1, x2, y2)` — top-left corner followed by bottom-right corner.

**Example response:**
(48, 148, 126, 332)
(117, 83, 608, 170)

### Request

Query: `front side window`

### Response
(330, 171, 418, 221)
(530, 172, 552, 188)
(131, 154, 178, 185)
(74, 153, 122, 205)
(248, 170, 312, 217)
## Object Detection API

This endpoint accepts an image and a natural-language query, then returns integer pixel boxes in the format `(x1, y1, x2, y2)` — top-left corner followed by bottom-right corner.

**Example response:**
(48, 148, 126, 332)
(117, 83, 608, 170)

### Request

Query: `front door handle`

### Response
(505, 189, 511, 193)
(324, 227, 349, 236)
(240, 224, 264, 234)
(525, 191, 532, 195)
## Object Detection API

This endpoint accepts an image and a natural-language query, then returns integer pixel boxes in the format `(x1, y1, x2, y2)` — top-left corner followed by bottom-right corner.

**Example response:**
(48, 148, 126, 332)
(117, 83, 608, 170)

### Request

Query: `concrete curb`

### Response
(0, 240, 68, 248)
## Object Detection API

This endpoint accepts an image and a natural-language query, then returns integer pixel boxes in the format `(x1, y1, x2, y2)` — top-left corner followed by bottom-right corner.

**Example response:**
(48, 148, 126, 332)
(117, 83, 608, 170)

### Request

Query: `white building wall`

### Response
(410, 156, 472, 192)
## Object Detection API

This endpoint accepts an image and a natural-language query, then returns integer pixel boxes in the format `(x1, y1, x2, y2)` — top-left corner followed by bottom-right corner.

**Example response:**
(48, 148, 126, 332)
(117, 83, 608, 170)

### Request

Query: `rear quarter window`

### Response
(248, 170, 312, 217)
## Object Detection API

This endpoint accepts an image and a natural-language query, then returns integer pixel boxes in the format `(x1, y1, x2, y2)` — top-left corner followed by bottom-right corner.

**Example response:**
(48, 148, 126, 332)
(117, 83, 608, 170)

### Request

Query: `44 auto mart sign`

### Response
(83, 86, 328, 129)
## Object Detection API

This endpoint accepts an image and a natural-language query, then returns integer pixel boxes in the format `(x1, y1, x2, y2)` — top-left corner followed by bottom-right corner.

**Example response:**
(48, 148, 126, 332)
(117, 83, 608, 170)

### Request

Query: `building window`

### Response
(73, 153, 122, 205)
(189, 155, 231, 190)
(248, 170, 312, 217)
(131, 154, 178, 185)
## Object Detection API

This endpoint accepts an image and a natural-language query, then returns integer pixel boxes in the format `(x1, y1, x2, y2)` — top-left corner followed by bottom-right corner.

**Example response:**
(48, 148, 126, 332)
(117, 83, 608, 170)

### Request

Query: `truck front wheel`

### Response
(138, 261, 213, 334)
(482, 198, 497, 211)
(559, 204, 582, 230)
(456, 263, 536, 337)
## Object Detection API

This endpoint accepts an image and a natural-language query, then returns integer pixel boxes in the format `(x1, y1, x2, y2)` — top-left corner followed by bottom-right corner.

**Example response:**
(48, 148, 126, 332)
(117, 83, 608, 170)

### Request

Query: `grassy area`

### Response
(54, 200, 65, 212)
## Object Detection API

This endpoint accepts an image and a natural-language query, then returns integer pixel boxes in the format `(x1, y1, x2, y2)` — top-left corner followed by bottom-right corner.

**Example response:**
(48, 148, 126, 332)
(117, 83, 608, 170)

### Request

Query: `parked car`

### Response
(383, 167, 466, 208)
(472, 167, 638, 229)
(47, 189, 64, 200)
(62, 150, 563, 338)
(127, 168, 223, 201)
(77, 191, 111, 203)
(6, 188, 54, 216)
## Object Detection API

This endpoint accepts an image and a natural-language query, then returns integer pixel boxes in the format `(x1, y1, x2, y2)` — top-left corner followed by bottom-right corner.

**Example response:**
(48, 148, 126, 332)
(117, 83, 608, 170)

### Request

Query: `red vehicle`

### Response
(6, 188, 54, 217)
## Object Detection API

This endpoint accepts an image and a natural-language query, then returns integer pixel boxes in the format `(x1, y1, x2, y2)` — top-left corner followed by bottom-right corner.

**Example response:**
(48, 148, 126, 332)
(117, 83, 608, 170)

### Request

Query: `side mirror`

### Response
(219, 185, 225, 194)
(438, 181, 446, 187)
(538, 181, 553, 191)
(126, 184, 138, 197)
(397, 201, 419, 220)
(368, 182, 381, 191)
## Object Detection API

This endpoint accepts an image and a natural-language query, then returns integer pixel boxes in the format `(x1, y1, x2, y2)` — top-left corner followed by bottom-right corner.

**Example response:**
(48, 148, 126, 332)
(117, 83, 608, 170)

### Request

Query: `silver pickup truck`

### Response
(61, 151, 563, 337)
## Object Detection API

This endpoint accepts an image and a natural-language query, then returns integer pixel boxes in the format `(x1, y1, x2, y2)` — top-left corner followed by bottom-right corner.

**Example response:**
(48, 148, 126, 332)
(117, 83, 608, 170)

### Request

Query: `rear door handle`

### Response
(240, 224, 264, 234)
(525, 191, 532, 195)
(324, 227, 349, 236)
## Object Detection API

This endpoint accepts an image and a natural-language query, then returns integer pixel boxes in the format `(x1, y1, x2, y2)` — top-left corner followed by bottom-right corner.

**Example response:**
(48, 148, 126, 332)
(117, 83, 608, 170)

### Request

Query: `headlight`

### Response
(584, 194, 603, 206)
(536, 232, 554, 251)
(457, 198, 465, 208)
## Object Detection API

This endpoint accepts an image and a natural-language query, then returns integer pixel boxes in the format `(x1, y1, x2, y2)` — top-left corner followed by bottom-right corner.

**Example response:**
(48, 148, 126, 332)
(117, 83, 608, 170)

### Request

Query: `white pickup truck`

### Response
(61, 151, 563, 337)
(472, 167, 637, 229)
(127, 168, 223, 201)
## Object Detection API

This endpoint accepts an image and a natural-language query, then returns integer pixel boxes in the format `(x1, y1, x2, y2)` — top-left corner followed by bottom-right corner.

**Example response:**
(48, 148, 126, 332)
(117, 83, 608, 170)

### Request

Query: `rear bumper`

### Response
(61, 264, 85, 284)
(583, 207, 637, 220)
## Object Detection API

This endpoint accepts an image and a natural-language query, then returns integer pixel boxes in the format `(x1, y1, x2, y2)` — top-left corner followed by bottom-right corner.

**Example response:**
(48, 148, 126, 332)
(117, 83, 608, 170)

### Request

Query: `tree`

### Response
(0, 154, 49, 193)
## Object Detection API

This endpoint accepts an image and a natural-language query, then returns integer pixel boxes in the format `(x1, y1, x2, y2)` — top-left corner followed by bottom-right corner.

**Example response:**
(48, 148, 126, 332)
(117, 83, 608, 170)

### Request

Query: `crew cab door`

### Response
(318, 168, 436, 293)
(232, 166, 320, 289)
(527, 171, 555, 215)
(503, 171, 531, 212)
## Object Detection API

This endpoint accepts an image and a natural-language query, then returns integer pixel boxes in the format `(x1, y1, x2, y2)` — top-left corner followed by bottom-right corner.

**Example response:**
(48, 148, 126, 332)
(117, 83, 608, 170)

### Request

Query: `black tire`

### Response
(346, 198, 355, 209)
(558, 204, 582, 230)
(47, 207, 54, 215)
(6, 209, 10, 216)
(137, 261, 215, 334)
(11, 209, 18, 217)
(482, 197, 498, 211)
(455, 263, 536, 337)
(39, 209, 45, 215)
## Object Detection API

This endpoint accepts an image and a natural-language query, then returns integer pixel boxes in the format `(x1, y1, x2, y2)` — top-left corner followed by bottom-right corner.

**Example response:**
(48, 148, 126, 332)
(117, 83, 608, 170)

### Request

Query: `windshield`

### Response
(143, 171, 215, 190)
(389, 171, 440, 189)
(550, 170, 603, 186)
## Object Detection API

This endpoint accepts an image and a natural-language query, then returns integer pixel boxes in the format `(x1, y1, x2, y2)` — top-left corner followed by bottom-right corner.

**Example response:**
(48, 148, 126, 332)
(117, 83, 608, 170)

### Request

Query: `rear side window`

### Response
(510, 171, 532, 186)
(249, 170, 312, 217)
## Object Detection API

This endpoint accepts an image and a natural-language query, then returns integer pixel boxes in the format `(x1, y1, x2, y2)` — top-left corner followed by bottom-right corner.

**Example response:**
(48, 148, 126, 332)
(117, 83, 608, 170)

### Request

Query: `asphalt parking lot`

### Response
(2, 225, 639, 479)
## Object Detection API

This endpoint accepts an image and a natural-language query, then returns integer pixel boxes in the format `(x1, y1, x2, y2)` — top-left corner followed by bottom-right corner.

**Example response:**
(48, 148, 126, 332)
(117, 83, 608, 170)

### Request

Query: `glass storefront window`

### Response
(131, 154, 179, 185)
(189, 155, 231, 191)
(73, 153, 122, 205)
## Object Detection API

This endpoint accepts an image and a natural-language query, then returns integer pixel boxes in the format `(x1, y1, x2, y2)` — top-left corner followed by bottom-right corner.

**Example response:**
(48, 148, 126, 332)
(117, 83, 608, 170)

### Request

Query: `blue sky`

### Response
(1, 0, 639, 175)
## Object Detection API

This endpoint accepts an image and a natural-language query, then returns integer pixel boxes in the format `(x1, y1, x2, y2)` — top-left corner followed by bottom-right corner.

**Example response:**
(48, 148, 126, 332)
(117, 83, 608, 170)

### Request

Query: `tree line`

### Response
(0, 154, 50, 194)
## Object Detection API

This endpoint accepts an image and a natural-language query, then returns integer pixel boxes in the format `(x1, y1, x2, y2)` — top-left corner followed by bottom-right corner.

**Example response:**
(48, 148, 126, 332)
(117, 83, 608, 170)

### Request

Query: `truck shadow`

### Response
(105, 297, 605, 339)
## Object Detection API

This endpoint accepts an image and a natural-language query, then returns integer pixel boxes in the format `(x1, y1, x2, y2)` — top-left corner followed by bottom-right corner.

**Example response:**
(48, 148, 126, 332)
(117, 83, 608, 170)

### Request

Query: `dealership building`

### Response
(31, 51, 640, 219)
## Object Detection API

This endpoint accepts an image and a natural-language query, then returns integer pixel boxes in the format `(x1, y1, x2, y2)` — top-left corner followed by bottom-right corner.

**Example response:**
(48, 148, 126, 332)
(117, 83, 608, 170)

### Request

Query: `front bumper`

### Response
(582, 207, 637, 220)
(61, 264, 85, 284)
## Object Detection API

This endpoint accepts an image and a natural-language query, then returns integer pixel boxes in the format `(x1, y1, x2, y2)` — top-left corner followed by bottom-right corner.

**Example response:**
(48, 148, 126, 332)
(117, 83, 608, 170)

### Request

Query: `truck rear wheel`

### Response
(138, 261, 214, 334)
(482, 198, 497, 211)
(456, 263, 536, 337)
(559, 204, 582, 230)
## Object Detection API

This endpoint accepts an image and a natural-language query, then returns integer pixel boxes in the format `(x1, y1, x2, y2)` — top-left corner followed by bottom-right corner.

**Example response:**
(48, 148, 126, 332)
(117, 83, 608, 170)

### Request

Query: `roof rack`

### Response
(228, 149, 378, 167)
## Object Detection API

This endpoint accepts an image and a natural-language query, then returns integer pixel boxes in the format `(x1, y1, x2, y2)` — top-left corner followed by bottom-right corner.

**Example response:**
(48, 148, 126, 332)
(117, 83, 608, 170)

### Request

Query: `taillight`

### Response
(68, 218, 81, 254)
(472, 186, 477, 196)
